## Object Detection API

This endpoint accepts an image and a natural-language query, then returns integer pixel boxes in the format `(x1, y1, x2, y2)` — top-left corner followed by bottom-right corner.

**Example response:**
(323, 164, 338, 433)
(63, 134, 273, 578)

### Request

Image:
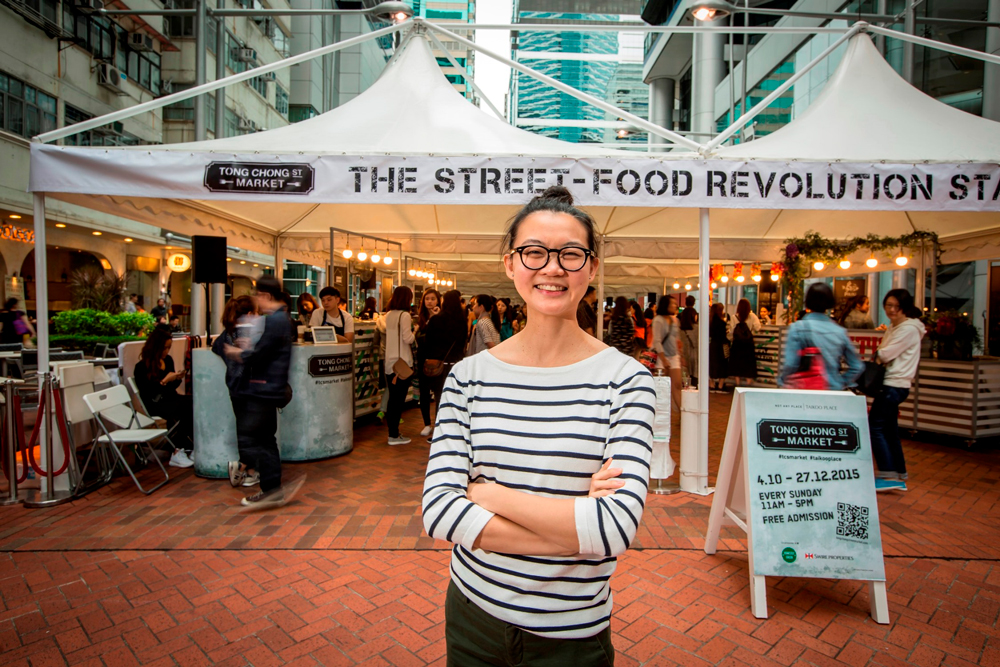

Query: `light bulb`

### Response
(447, 280, 453, 286)
(685, 283, 692, 291)
(408, 269, 416, 277)
(357, 250, 367, 262)
(711, 282, 718, 289)
(721, 275, 729, 283)
(736, 275, 745, 283)
(384, 256, 392, 265)
(895, 255, 908, 266)
(752, 274, 762, 282)
(428, 273, 435, 281)
(692, 7, 717, 21)
(771, 273, 780, 282)
(343, 248, 353, 259)
(813, 261, 825, 271)
(673, 282, 680, 290)
(839, 260, 851, 270)
(866, 257, 878, 268)
(371, 253, 381, 263)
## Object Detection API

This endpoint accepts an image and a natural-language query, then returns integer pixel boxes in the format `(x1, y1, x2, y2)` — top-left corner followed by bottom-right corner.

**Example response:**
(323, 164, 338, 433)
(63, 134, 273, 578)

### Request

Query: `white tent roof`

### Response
(28, 29, 1000, 291)
(716, 34, 1000, 163)
(152, 34, 631, 158)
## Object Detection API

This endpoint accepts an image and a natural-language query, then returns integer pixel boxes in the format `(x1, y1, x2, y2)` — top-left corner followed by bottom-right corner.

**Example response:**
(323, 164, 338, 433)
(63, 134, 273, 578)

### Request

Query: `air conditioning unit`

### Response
(97, 63, 125, 94)
(93, 121, 124, 137)
(260, 71, 276, 82)
(238, 117, 257, 132)
(236, 48, 257, 64)
(128, 32, 155, 52)
(159, 79, 173, 95)
(73, 0, 103, 13)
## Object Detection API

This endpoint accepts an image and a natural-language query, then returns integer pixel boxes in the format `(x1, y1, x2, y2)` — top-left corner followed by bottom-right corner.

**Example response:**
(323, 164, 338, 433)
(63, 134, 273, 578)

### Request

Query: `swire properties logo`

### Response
(805, 553, 815, 559)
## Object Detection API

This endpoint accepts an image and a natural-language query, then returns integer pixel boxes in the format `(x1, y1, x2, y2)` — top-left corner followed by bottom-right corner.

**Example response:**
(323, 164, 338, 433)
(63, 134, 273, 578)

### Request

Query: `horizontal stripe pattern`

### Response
(421, 348, 655, 639)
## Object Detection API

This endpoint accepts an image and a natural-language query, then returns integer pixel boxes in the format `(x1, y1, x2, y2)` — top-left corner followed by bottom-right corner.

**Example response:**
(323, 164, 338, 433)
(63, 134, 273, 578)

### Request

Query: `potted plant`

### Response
(925, 311, 981, 361)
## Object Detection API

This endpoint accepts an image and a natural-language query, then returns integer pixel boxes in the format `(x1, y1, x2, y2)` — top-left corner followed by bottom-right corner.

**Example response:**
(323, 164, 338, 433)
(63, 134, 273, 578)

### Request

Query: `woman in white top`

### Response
(377, 286, 415, 446)
(422, 186, 654, 664)
(652, 295, 682, 413)
(309, 286, 355, 344)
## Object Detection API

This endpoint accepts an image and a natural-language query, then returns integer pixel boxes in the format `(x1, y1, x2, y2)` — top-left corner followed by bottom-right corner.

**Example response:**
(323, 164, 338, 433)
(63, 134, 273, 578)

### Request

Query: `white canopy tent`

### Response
(26, 18, 1000, 497)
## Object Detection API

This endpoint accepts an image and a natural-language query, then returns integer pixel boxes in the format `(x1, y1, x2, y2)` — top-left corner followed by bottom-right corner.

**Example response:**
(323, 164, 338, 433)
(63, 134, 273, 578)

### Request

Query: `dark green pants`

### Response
(445, 581, 615, 667)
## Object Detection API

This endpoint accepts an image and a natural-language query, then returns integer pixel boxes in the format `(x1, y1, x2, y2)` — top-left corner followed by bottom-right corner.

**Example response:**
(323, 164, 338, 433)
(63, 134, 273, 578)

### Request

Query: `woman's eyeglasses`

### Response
(509, 245, 593, 272)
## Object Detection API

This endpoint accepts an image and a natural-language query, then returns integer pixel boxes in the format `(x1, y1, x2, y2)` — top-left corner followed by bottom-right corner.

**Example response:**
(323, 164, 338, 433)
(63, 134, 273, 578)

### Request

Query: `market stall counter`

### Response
(192, 342, 355, 479)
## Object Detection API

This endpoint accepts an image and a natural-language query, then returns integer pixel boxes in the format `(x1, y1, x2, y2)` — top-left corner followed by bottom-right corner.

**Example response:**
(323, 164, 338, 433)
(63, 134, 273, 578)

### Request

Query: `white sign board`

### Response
(704, 388, 889, 623)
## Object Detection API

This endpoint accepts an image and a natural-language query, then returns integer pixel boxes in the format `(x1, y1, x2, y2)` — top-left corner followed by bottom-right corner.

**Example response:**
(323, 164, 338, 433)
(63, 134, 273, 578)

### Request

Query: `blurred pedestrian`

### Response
(124, 294, 138, 313)
(468, 294, 501, 356)
(497, 298, 515, 341)
(0, 298, 34, 347)
(576, 286, 597, 336)
(778, 283, 863, 392)
(415, 289, 442, 437)
(630, 301, 646, 350)
(378, 286, 416, 446)
(839, 295, 875, 329)
(709, 302, 729, 392)
(679, 295, 699, 388)
(224, 277, 302, 509)
(870, 289, 925, 492)
(151, 298, 168, 322)
(728, 298, 758, 387)
(652, 295, 682, 412)
(134, 325, 193, 468)
(418, 289, 467, 439)
(359, 296, 380, 321)
(607, 296, 635, 356)
(213, 295, 260, 488)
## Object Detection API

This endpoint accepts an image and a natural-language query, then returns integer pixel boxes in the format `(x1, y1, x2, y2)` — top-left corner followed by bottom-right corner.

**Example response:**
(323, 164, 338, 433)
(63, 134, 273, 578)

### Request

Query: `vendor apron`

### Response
(322, 310, 346, 338)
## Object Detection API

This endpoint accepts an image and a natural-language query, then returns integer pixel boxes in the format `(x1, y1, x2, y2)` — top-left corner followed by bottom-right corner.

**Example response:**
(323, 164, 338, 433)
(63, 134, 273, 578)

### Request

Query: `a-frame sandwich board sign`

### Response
(704, 388, 889, 624)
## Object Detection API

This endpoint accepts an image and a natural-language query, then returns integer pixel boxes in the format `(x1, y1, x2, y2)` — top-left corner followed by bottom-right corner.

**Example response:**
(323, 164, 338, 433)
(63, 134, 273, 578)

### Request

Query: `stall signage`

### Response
(756, 420, 860, 453)
(0, 225, 33, 244)
(308, 354, 352, 377)
(204, 162, 314, 195)
(743, 391, 885, 581)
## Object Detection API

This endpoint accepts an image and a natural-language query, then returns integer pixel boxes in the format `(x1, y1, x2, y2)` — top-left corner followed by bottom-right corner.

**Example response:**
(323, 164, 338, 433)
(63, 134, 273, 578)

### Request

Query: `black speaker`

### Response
(192, 235, 228, 284)
(641, 0, 678, 26)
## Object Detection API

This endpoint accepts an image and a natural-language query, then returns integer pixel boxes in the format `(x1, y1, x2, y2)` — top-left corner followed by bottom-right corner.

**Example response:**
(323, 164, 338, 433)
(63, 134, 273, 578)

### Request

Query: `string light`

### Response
(752, 274, 762, 282)
(721, 275, 729, 283)
(813, 261, 825, 271)
(736, 275, 745, 283)
(866, 255, 878, 268)
(895, 247, 908, 266)
(343, 234, 353, 259)
(711, 281, 718, 289)
(839, 259, 851, 270)
(371, 242, 381, 264)
(384, 254, 393, 265)
(357, 247, 367, 262)
(408, 268, 416, 277)
(673, 282, 680, 290)
(770, 273, 779, 282)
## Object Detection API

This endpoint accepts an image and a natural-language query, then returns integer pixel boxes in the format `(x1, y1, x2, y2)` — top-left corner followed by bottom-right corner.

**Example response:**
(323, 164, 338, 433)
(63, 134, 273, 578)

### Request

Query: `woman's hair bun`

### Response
(536, 185, 574, 206)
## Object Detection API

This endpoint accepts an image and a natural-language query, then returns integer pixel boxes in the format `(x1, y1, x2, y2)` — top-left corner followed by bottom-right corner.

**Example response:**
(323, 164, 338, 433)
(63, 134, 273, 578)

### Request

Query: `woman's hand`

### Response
(431, 306, 441, 317)
(590, 458, 624, 498)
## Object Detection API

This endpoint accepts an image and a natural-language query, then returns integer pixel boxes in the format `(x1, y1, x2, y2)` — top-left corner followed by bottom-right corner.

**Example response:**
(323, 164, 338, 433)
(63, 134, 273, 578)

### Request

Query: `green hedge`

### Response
(49, 335, 144, 354)
(51, 309, 155, 337)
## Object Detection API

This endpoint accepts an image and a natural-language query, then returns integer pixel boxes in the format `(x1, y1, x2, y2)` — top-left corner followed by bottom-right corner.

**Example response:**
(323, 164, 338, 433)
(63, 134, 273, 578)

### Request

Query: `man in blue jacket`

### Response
(224, 276, 303, 509)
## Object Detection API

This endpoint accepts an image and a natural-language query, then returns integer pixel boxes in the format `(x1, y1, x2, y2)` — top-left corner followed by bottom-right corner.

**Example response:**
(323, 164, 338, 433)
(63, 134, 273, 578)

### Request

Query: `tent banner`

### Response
(29, 146, 1000, 212)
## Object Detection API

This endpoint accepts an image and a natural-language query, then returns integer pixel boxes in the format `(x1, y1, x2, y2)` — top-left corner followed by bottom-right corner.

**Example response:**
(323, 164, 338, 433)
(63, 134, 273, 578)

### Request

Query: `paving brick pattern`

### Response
(1, 549, 998, 666)
(1, 394, 999, 665)
(1, 395, 998, 558)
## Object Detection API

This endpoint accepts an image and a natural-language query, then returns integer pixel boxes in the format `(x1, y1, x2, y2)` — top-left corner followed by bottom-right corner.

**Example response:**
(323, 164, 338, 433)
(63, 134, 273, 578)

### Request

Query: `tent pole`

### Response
(596, 235, 605, 340)
(916, 241, 926, 310)
(866, 24, 1000, 67)
(425, 21, 702, 151)
(902, 3, 915, 85)
(195, 0, 207, 141)
(930, 242, 938, 313)
(215, 0, 225, 137)
(697, 208, 711, 496)
(330, 228, 335, 293)
(425, 29, 506, 122)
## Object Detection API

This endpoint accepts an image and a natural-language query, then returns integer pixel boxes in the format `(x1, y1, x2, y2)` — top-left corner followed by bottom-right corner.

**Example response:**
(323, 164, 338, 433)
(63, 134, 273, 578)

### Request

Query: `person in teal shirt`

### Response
(497, 297, 515, 341)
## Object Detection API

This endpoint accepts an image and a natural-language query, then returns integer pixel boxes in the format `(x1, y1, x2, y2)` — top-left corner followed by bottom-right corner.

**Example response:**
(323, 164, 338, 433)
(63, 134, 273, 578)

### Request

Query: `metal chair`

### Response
(125, 376, 179, 439)
(93, 343, 108, 358)
(81, 385, 170, 495)
(0, 343, 23, 352)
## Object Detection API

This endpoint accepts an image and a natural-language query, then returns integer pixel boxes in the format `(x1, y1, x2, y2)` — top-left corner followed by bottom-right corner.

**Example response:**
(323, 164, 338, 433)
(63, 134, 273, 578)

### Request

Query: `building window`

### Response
(249, 72, 268, 99)
(63, 104, 151, 146)
(225, 107, 239, 137)
(275, 85, 288, 116)
(60, 9, 161, 95)
(0, 71, 56, 139)
(164, 83, 194, 121)
(289, 104, 317, 123)
(164, 0, 195, 38)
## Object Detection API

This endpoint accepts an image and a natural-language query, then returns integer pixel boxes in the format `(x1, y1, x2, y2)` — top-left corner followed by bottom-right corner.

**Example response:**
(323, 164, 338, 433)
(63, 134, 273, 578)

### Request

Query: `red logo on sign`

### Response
(805, 553, 815, 559)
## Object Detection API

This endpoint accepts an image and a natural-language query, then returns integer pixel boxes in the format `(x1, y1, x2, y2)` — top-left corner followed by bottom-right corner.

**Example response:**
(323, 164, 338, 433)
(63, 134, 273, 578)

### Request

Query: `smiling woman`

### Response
(422, 186, 655, 666)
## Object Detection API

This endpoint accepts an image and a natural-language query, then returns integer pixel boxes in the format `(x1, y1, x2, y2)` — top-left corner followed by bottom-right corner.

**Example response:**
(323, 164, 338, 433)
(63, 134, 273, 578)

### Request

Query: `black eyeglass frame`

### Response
(508, 245, 594, 272)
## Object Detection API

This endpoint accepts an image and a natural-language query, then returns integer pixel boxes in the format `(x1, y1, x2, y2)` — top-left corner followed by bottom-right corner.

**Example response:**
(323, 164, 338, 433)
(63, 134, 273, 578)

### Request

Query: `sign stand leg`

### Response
(750, 575, 768, 619)
(869, 581, 890, 624)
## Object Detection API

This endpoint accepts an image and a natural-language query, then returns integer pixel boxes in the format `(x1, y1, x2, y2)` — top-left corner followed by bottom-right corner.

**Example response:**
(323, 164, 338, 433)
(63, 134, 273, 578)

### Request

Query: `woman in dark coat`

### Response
(133, 325, 194, 467)
(418, 289, 467, 438)
(727, 298, 758, 385)
(709, 302, 729, 392)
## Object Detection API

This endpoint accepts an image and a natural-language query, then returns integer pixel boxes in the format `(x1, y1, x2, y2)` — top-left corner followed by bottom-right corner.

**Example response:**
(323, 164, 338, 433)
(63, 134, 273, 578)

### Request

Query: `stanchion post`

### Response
(24, 373, 73, 508)
(1, 379, 27, 505)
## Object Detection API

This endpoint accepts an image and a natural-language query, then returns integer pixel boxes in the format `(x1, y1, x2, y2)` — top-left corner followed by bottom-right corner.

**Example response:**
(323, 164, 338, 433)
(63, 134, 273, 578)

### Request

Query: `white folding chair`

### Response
(82, 385, 170, 495)
(125, 376, 180, 441)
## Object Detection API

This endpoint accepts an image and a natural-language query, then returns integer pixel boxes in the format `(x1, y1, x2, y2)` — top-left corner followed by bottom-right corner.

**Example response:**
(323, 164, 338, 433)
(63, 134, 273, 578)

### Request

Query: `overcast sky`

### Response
(472, 0, 514, 120)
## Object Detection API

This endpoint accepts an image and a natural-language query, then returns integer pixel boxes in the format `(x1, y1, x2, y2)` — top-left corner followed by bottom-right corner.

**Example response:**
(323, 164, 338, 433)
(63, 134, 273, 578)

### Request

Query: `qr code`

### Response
(837, 502, 869, 540)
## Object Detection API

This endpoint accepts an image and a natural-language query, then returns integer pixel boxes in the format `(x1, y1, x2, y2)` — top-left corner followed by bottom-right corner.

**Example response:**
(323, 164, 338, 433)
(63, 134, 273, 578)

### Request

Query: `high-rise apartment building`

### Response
(408, 0, 476, 101)
(510, 0, 649, 148)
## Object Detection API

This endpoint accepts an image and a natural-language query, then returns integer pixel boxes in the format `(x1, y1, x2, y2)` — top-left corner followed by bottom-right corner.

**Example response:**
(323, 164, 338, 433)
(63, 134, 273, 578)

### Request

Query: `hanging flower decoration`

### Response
(733, 261, 744, 278)
(711, 264, 725, 281)
(750, 263, 762, 281)
(771, 262, 785, 279)
(785, 244, 799, 260)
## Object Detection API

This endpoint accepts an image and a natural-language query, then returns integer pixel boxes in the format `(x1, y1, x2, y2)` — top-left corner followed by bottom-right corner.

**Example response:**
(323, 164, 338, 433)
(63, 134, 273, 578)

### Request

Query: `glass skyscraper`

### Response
(511, 2, 649, 147)
(406, 0, 477, 101)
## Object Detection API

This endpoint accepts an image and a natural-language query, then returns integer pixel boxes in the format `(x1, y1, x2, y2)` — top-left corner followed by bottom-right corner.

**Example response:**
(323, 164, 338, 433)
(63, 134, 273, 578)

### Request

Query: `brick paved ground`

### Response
(1, 393, 999, 665)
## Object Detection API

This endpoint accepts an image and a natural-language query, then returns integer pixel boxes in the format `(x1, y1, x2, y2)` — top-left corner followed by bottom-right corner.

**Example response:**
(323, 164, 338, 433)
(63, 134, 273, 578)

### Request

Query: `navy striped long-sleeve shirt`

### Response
(421, 347, 655, 638)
